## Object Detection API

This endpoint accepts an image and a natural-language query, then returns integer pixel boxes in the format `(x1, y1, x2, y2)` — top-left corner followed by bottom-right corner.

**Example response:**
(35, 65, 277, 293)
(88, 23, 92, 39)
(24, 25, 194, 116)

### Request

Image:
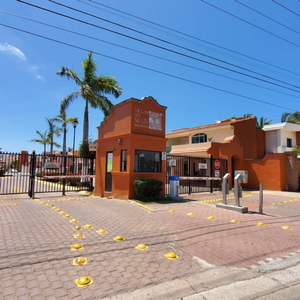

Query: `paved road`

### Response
(0, 190, 300, 299)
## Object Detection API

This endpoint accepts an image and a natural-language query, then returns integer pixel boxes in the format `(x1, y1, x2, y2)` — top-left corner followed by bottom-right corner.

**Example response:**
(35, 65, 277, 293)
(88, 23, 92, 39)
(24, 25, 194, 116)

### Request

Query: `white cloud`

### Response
(29, 65, 45, 81)
(0, 42, 45, 81)
(0, 42, 26, 60)
(36, 75, 45, 81)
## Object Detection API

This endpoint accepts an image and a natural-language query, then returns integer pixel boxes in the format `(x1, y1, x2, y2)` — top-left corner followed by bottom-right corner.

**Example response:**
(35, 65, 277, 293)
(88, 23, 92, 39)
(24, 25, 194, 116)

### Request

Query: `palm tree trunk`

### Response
(62, 126, 67, 173)
(50, 137, 54, 162)
(83, 101, 89, 142)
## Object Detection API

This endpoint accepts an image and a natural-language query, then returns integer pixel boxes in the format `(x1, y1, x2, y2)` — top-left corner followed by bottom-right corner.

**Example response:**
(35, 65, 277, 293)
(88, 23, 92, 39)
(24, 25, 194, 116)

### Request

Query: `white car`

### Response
(5, 169, 18, 176)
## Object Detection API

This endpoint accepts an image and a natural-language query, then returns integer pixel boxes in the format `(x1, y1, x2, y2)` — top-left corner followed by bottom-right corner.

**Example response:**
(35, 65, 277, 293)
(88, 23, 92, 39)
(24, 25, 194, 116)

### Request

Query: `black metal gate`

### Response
(166, 154, 227, 195)
(0, 151, 94, 196)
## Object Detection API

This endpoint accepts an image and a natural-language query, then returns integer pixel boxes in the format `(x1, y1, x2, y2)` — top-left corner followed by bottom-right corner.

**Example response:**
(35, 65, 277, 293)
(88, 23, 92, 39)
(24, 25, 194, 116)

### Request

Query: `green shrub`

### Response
(134, 178, 163, 201)
(0, 169, 5, 177)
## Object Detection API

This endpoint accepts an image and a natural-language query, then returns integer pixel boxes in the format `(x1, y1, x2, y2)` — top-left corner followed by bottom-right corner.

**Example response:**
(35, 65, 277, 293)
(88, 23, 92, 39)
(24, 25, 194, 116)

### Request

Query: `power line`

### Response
(0, 22, 296, 112)
(83, 0, 300, 79)
(272, 0, 300, 18)
(201, 0, 300, 49)
(1, 9, 299, 100)
(50, 0, 300, 90)
(17, 0, 300, 93)
(235, 0, 300, 36)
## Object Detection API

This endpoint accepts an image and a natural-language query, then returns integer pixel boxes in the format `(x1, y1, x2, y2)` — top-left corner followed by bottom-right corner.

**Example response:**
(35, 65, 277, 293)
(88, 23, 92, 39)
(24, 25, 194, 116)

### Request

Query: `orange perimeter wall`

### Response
(243, 154, 287, 191)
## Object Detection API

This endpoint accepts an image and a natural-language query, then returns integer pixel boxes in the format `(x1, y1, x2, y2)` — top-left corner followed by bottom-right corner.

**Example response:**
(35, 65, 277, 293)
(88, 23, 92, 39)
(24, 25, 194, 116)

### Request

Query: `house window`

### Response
(192, 133, 207, 144)
(120, 150, 127, 172)
(134, 150, 161, 172)
(287, 138, 292, 148)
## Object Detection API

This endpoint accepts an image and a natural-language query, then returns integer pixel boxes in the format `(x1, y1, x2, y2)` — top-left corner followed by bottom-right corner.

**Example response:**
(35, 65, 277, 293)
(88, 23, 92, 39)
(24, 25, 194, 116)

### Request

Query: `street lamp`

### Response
(72, 120, 78, 173)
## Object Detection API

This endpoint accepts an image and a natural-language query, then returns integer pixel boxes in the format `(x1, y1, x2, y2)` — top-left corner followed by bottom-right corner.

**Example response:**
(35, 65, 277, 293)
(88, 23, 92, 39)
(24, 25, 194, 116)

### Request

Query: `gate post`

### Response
(89, 157, 94, 192)
(28, 150, 36, 198)
(210, 155, 213, 193)
(62, 155, 67, 196)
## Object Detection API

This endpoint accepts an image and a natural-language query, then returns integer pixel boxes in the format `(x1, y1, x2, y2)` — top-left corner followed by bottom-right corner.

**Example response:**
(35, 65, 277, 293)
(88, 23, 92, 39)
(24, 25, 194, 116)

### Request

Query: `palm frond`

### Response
(60, 92, 80, 112)
(57, 67, 82, 86)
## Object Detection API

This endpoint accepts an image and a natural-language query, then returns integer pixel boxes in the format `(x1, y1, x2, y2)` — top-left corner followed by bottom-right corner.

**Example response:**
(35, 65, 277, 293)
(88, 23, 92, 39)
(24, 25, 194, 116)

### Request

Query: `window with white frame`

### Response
(192, 133, 207, 144)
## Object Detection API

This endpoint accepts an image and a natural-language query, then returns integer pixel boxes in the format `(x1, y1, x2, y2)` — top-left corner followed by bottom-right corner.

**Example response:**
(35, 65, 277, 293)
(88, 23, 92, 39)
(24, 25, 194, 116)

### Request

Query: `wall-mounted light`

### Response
(118, 138, 122, 145)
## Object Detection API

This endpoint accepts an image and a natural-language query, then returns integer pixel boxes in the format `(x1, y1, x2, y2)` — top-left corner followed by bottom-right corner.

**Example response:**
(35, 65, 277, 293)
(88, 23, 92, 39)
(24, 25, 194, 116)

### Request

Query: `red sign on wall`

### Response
(214, 159, 220, 170)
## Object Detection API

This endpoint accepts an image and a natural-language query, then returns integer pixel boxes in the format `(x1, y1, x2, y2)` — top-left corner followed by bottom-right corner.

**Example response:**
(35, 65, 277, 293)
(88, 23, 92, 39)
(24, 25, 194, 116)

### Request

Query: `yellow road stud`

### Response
(164, 252, 178, 260)
(74, 276, 93, 287)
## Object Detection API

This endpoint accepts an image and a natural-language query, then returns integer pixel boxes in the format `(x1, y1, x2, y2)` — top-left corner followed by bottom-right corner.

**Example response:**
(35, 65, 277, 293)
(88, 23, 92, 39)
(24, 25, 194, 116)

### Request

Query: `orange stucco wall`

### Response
(207, 120, 291, 191)
(231, 118, 265, 159)
(243, 154, 287, 190)
(95, 97, 167, 199)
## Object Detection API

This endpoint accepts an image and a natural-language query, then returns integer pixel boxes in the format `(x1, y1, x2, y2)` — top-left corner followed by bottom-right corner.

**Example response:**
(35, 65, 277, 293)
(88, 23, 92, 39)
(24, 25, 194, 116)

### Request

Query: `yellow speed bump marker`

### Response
(272, 203, 278, 206)
(59, 211, 66, 215)
(231, 219, 239, 223)
(84, 224, 93, 229)
(164, 252, 179, 260)
(114, 235, 125, 241)
(74, 276, 93, 287)
(135, 244, 148, 250)
(55, 208, 61, 211)
(168, 209, 176, 213)
(207, 216, 216, 220)
(187, 212, 195, 216)
(12, 203, 18, 206)
(51, 206, 57, 209)
(256, 222, 265, 226)
(282, 225, 292, 230)
(73, 257, 87, 266)
(70, 219, 78, 223)
(73, 226, 82, 231)
(74, 233, 84, 239)
(64, 214, 71, 218)
(96, 229, 107, 234)
(71, 243, 83, 250)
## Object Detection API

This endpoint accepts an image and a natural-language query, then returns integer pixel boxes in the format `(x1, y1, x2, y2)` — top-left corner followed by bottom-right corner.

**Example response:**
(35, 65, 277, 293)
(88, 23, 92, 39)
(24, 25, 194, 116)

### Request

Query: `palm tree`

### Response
(28, 130, 50, 155)
(281, 112, 292, 123)
(243, 113, 253, 118)
(52, 111, 78, 158)
(57, 51, 123, 143)
(256, 117, 273, 129)
(46, 118, 61, 158)
(282, 111, 300, 124)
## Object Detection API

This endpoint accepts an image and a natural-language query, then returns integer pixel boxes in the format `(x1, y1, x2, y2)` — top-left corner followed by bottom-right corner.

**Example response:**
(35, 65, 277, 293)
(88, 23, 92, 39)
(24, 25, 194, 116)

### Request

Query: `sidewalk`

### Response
(0, 190, 300, 299)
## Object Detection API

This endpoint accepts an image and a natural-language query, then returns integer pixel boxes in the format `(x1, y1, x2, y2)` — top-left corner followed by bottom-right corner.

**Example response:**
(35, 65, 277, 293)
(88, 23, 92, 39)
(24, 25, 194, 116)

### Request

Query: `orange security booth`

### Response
(94, 96, 167, 199)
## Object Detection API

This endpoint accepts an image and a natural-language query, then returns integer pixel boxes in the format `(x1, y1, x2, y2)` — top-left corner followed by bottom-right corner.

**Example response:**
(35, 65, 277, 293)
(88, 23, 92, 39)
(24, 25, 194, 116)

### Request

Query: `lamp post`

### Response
(72, 120, 78, 173)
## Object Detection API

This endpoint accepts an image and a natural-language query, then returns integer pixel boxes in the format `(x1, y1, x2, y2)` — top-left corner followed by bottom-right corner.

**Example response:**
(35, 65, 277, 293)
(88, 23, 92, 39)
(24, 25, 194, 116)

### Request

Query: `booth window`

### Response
(287, 138, 292, 148)
(134, 150, 161, 172)
(120, 149, 127, 172)
(192, 133, 207, 144)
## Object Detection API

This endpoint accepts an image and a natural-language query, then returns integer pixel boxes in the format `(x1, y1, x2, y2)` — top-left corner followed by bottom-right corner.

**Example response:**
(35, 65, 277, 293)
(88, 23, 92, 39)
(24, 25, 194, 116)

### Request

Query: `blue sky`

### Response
(1, 0, 300, 153)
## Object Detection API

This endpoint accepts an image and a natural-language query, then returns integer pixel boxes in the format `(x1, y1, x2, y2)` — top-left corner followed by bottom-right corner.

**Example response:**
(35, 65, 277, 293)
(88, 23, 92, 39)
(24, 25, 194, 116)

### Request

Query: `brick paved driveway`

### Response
(1, 191, 300, 299)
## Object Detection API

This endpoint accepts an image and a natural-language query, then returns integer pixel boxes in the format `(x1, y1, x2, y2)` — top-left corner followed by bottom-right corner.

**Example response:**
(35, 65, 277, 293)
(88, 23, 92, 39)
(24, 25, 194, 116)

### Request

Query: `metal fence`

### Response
(0, 151, 94, 196)
(166, 154, 228, 195)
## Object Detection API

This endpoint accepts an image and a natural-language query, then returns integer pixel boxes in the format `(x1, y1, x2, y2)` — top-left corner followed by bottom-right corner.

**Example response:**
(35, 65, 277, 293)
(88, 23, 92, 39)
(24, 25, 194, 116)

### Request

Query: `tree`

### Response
(256, 117, 273, 129)
(46, 118, 61, 157)
(243, 113, 253, 118)
(281, 112, 292, 123)
(281, 111, 300, 124)
(52, 111, 78, 157)
(57, 51, 123, 143)
(28, 130, 50, 155)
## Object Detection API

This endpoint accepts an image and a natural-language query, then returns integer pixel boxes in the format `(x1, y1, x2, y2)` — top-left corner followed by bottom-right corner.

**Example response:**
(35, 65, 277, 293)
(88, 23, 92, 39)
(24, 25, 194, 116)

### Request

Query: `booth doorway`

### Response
(105, 152, 113, 192)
